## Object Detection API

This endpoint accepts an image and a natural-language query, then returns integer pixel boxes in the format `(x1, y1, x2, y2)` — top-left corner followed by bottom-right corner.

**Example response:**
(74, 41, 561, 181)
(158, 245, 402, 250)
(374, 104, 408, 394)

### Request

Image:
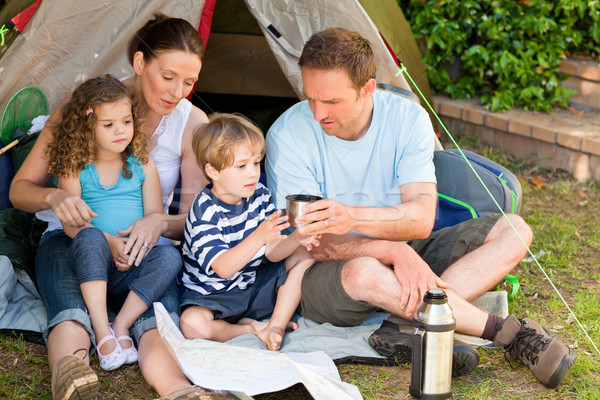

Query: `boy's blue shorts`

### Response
(180, 260, 287, 323)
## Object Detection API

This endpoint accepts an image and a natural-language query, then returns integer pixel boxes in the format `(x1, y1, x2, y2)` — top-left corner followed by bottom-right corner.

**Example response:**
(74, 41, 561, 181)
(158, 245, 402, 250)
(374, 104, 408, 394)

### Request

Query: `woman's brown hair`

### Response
(45, 75, 148, 178)
(128, 13, 204, 65)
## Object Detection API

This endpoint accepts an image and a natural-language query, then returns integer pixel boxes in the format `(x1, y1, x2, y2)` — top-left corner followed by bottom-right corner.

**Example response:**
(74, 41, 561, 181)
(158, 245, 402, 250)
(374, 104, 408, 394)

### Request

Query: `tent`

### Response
(0, 0, 435, 132)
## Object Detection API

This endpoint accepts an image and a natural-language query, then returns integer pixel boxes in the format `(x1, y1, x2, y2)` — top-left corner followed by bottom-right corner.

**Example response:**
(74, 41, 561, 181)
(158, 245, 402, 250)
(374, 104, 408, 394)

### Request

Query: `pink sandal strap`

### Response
(116, 335, 134, 349)
(96, 333, 118, 358)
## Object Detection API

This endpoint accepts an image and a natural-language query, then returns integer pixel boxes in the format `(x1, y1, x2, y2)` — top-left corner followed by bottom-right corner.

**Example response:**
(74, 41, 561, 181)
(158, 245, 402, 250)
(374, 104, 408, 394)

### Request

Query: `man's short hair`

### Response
(299, 28, 377, 90)
(192, 113, 265, 182)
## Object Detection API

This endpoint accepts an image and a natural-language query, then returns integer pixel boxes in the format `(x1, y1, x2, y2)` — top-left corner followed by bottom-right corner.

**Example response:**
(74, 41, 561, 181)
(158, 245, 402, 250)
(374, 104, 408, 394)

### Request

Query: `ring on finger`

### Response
(142, 242, 151, 249)
(324, 219, 328, 228)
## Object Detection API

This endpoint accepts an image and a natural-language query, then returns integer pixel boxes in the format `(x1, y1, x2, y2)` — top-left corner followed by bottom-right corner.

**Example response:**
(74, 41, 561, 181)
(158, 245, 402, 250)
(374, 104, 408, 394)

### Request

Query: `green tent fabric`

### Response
(358, 0, 435, 125)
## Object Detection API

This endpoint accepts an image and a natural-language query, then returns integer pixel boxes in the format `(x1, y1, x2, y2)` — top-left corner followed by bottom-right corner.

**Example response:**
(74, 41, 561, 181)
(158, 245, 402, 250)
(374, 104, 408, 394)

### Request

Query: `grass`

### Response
(1, 138, 599, 399)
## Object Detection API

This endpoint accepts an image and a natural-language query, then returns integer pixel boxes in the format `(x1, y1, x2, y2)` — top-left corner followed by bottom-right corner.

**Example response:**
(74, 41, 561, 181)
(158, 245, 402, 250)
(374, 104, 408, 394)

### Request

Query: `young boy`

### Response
(179, 113, 318, 351)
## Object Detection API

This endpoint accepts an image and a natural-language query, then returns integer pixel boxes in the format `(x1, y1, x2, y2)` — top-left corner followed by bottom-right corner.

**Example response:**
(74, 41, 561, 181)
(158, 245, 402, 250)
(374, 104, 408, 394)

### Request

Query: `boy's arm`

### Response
(209, 210, 288, 279)
(265, 229, 318, 262)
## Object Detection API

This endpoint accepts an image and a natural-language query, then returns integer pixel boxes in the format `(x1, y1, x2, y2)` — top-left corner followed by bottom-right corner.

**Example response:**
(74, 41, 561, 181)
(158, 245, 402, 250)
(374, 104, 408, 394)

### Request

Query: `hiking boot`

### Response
(157, 386, 240, 399)
(368, 320, 480, 377)
(51, 354, 99, 400)
(493, 315, 577, 389)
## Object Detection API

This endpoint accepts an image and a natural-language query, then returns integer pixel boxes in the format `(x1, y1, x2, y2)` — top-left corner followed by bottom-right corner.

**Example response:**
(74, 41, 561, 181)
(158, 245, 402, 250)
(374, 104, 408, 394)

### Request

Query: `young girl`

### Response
(179, 113, 318, 351)
(45, 75, 182, 371)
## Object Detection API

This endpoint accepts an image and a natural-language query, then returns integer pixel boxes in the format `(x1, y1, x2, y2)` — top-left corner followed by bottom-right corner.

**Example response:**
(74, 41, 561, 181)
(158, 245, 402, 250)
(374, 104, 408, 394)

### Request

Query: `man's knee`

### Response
(341, 257, 388, 298)
(492, 214, 533, 246)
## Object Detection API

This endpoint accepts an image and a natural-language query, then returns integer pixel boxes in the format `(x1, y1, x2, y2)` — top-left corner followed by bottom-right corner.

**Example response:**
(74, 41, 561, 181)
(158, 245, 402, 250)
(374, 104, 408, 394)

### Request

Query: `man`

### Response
(266, 28, 576, 388)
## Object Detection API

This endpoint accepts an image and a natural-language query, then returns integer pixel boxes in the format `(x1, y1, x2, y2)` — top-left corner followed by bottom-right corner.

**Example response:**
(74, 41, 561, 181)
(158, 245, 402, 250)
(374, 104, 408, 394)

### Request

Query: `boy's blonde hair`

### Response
(192, 113, 265, 182)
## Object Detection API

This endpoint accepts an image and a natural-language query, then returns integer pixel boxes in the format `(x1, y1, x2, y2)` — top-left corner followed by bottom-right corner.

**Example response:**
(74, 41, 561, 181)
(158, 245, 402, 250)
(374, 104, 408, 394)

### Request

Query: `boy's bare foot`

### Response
(257, 326, 284, 351)
(257, 321, 299, 351)
(238, 318, 269, 333)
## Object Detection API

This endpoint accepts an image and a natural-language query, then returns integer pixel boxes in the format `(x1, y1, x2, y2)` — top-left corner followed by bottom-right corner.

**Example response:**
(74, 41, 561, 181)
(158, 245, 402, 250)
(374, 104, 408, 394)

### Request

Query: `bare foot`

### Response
(238, 318, 269, 333)
(257, 326, 285, 351)
(257, 321, 298, 351)
(286, 321, 299, 332)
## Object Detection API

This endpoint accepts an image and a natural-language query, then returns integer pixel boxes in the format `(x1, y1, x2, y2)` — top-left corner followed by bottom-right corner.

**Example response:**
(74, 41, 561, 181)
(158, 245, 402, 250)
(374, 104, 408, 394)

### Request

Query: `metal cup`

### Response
(285, 194, 322, 227)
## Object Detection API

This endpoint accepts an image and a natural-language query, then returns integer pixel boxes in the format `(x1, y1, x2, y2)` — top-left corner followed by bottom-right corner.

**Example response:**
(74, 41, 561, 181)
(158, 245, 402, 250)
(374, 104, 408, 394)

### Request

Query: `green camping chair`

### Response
(0, 86, 48, 170)
(0, 86, 49, 283)
(1, 85, 48, 144)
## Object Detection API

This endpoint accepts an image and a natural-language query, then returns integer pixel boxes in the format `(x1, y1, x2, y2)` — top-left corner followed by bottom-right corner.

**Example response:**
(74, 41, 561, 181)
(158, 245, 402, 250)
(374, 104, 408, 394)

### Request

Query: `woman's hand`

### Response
(117, 213, 165, 267)
(48, 189, 97, 228)
(106, 234, 131, 271)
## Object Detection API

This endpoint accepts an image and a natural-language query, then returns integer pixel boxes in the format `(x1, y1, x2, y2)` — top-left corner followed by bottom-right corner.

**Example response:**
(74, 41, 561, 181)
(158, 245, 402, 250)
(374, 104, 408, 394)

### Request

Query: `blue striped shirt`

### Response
(180, 183, 275, 295)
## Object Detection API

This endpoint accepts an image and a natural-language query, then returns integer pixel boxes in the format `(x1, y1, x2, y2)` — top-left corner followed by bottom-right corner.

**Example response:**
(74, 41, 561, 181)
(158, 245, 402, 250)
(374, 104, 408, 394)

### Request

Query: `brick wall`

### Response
(433, 95, 600, 181)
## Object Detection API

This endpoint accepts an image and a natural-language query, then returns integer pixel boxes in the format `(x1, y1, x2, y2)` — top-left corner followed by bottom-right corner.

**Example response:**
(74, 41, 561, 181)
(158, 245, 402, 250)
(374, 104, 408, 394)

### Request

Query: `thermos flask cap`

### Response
(424, 288, 448, 303)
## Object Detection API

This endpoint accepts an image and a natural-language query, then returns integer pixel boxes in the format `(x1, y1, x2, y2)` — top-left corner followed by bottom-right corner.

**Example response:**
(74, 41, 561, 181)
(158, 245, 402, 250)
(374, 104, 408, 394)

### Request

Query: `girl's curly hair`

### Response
(45, 75, 149, 178)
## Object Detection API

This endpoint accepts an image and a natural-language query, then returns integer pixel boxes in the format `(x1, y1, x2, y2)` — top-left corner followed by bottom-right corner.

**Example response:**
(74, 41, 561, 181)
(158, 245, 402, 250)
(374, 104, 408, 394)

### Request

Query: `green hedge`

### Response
(399, 0, 600, 112)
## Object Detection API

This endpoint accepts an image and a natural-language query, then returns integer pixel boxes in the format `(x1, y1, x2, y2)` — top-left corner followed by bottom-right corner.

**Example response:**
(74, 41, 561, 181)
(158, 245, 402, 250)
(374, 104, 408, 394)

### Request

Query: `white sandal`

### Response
(96, 330, 126, 371)
(117, 334, 138, 364)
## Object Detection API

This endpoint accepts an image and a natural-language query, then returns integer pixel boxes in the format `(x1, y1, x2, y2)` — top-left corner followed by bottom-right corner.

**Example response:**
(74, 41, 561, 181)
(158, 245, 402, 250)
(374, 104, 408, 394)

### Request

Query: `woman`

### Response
(9, 15, 229, 400)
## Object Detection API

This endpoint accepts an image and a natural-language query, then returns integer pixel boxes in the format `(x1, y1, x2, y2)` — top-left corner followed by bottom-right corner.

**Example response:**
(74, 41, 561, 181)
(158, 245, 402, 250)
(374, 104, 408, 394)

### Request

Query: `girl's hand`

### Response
(117, 213, 164, 267)
(106, 234, 131, 271)
(255, 210, 290, 244)
(49, 190, 97, 228)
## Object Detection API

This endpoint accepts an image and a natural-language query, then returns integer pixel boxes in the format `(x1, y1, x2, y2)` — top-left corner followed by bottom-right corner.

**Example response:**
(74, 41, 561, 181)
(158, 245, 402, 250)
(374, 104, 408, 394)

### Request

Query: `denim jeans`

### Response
(35, 229, 181, 346)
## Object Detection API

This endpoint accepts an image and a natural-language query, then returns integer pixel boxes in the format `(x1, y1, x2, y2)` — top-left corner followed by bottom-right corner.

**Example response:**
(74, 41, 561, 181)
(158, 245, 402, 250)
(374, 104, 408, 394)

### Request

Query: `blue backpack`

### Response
(433, 149, 522, 231)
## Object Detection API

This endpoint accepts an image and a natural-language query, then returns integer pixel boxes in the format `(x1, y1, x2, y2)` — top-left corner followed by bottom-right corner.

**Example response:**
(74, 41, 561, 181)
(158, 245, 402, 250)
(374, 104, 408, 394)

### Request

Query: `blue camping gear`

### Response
(433, 149, 522, 231)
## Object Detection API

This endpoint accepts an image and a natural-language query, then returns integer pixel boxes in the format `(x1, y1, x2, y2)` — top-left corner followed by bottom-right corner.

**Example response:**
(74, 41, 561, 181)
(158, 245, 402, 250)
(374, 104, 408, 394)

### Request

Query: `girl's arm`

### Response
(119, 106, 209, 256)
(9, 100, 96, 226)
(210, 210, 288, 279)
(61, 173, 130, 270)
(59, 175, 90, 239)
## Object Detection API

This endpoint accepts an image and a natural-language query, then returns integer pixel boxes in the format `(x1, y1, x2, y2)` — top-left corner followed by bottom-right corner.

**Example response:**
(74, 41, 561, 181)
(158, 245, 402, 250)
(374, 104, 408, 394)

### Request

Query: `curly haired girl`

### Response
(44, 75, 180, 371)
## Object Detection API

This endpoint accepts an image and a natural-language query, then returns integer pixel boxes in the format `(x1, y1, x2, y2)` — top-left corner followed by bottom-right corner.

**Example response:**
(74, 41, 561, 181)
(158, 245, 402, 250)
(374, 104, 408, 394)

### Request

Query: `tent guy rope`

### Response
(397, 64, 600, 357)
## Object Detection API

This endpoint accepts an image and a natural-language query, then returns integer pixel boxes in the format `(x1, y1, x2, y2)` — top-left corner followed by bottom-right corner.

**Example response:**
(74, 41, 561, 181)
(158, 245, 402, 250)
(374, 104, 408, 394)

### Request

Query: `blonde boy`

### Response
(179, 113, 316, 350)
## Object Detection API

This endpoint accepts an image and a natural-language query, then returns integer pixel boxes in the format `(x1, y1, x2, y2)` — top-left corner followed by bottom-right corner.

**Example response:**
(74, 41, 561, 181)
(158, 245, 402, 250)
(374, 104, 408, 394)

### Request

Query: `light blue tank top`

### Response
(80, 154, 145, 236)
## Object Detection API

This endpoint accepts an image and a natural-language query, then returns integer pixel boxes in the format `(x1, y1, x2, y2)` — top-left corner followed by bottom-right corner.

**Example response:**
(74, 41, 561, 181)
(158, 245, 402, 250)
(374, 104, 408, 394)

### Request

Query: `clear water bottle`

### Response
(409, 289, 455, 399)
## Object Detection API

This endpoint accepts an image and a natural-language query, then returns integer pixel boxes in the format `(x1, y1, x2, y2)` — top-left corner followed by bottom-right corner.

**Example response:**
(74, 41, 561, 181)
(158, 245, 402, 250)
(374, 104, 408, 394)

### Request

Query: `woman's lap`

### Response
(35, 229, 181, 346)
(36, 230, 94, 344)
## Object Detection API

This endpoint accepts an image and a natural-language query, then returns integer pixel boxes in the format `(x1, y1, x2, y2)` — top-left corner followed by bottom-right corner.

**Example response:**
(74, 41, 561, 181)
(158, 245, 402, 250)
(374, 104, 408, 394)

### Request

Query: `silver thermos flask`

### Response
(409, 289, 455, 399)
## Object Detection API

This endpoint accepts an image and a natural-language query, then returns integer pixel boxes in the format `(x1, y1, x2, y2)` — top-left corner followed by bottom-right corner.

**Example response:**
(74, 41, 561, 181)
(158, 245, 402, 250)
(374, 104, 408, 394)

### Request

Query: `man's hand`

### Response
(390, 242, 449, 318)
(296, 198, 354, 236)
(49, 190, 97, 228)
(254, 209, 290, 244)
